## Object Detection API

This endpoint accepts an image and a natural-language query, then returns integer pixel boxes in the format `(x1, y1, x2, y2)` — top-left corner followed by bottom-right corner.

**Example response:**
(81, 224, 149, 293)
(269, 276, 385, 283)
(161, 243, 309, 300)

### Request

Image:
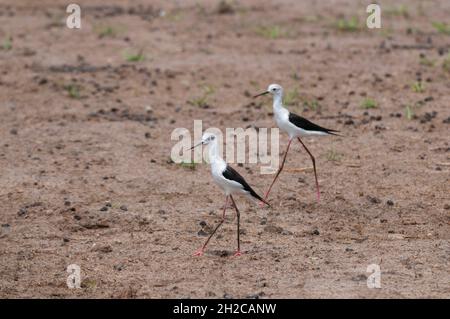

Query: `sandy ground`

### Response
(0, 0, 449, 298)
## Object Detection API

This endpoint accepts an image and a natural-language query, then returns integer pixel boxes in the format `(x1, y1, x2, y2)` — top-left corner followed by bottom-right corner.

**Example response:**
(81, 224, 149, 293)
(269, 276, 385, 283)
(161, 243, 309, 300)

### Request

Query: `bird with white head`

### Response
(190, 132, 270, 257)
(254, 83, 340, 203)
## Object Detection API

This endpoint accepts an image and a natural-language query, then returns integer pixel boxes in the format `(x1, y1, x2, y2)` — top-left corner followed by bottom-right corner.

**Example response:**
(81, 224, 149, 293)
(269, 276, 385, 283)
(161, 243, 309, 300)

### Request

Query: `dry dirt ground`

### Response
(0, 0, 449, 298)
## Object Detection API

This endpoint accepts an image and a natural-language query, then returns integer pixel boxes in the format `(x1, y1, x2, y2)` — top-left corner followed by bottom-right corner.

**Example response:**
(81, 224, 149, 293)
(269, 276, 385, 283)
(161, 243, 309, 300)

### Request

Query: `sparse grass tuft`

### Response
(189, 85, 215, 108)
(405, 105, 414, 120)
(283, 88, 300, 106)
(325, 149, 342, 162)
(64, 84, 81, 99)
(95, 25, 119, 38)
(124, 50, 145, 62)
(360, 98, 377, 109)
(432, 22, 450, 35)
(2, 36, 12, 50)
(256, 25, 286, 39)
(411, 81, 425, 93)
(303, 99, 321, 112)
(385, 5, 409, 18)
(442, 54, 450, 73)
(419, 57, 435, 67)
(335, 17, 360, 32)
(180, 160, 198, 170)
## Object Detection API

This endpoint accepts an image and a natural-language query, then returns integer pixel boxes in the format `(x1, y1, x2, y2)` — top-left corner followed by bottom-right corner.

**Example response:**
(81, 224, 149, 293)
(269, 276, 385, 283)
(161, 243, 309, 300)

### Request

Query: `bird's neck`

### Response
(208, 140, 222, 164)
(273, 94, 284, 112)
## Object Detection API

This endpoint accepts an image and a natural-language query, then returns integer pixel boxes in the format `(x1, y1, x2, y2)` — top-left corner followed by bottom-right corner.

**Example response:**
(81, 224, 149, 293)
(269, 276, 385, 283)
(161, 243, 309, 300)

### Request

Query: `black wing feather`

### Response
(222, 166, 269, 206)
(289, 112, 339, 135)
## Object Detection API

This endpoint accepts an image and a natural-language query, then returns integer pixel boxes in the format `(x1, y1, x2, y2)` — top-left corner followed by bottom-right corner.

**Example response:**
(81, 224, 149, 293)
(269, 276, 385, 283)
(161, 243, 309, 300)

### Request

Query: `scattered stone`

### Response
(93, 245, 113, 253)
(120, 205, 128, 212)
(367, 195, 381, 204)
(217, 1, 235, 14)
(100, 206, 108, 212)
(264, 225, 283, 234)
(114, 263, 124, 271)
(351, 274, 367, 281)
(17, 208, 27, 217)
(312, 229, 320, 236)
(197, 229, 208, 237)
(387, 200, 394, 206)
(223, 293, 233, 299)
(199, 221, 207, 227)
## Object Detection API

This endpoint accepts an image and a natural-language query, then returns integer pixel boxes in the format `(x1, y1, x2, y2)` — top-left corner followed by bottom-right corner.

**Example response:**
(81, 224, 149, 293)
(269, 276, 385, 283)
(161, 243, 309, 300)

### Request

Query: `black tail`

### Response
(250, 190, 271, 207)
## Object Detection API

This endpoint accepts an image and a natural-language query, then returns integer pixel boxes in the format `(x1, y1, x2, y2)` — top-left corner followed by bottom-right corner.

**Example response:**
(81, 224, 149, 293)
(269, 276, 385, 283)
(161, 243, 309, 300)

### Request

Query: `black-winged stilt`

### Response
(190, 132, 270, 257)
(254, 84, 340, 203)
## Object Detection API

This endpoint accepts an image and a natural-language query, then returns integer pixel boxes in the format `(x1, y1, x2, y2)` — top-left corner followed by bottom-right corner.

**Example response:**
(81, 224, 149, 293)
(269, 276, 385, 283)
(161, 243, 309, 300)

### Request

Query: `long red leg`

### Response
(263, 138, 293, 202)
(297, 137, 320, 202)
(229, 195, 241, 257)
(194, 196, 228, 256)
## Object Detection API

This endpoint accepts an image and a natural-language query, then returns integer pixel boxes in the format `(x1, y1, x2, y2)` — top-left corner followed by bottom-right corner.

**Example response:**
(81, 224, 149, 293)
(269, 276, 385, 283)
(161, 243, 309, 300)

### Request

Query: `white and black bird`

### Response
(190, 132, 270, 257)
(254, 83, 340, 203)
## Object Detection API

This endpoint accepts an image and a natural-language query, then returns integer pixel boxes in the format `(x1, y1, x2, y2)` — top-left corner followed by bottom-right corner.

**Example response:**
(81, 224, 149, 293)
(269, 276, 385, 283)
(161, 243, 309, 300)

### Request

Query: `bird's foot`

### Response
(259, 198, 268, 208)
(193, 248, 204, 257)
(233, 250, 242, 257)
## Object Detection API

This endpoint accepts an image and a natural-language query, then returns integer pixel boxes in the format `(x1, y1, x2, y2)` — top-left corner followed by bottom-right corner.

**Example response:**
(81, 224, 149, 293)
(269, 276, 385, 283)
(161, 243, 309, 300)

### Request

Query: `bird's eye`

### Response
(210, 136, 215, 140)
(272, 88, 277, 91)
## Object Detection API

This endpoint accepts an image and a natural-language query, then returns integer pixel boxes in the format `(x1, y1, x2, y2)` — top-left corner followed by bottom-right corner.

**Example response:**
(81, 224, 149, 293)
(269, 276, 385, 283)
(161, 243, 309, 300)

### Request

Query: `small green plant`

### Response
(165, 9, 183, 22)
(385, 5, 409, 18)
(404, 105, 415, 120)
(64, 84, 81, 99)
(189, 85, 215, 108)
(325, 149, 342, 162)
(283, 88, 300, 106)
(2, 37, 12, 50)
(256, 25, 286, 39)
(442, 54, 450, 72)
(419, 57, 435, 67)
(361, 98, 377, 109)
(124, 50, 145, 62)
(303, 99, 321, 111)
(180, 160, 198, 170)
(95, 25, 118, 38)
(411, 81, 425, 93)
(336, 17, 360, 32)
(432, 22, 450, 35)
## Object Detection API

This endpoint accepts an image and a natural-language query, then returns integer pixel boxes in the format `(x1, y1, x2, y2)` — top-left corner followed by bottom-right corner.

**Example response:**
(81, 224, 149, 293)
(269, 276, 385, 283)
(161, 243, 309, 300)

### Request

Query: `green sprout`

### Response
(361, 98, 377, 109)
(303, 99, 321, 112)
(189, 85, 215, 108)
(411, 81, 425, 93)
(64, 84, 81, 99)
(335, 17, 360, 32)
(2, 37, 12, 50)
(95, 25, 119, 38)
(432, 22, 450, 35)
(404, 105, 414, 120)
(384, 5, 410, 18)
(283, 88, 300, 106)
(180, 160, 198, 170)
(419, 57, 435, 67)
(443, 54, 450, 72)
(124, 49, 145, 62)
(325, 149, 343, 162)
(256, 25, 286, 39)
